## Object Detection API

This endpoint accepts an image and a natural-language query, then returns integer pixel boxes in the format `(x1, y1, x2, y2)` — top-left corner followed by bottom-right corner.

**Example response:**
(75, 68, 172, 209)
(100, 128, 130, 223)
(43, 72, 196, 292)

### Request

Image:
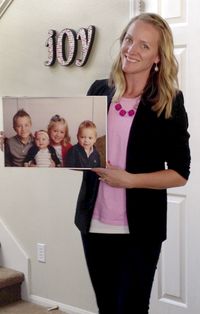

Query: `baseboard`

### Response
(29, 294, 96, 314)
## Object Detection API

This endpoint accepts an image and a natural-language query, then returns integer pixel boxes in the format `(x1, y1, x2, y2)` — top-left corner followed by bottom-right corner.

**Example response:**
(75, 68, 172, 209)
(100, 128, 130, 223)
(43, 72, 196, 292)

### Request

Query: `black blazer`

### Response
(75, 79, 191, 242)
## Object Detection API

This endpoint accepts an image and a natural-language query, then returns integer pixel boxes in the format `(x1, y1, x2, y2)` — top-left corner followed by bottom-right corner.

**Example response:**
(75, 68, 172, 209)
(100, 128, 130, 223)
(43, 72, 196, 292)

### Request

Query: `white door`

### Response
(132, 0, 200, 313)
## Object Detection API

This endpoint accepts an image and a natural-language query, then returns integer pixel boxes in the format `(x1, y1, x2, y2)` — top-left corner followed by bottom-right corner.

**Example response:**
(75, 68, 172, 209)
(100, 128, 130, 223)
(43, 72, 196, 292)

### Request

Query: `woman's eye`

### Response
(141, 43, 149, 49)
(124, 37, 132, 44)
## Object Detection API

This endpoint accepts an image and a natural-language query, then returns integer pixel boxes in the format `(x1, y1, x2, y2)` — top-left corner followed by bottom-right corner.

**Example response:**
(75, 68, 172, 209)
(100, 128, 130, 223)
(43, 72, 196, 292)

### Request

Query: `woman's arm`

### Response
(92, 165, 187, 189)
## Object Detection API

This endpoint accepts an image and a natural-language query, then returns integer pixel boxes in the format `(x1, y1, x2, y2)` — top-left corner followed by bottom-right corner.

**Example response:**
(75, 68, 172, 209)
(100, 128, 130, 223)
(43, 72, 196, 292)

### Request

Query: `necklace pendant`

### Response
(128, 109, 135, 116)
(115, 103, 135, 117)
(115, 103, 122, 111)
(119, 109, 126, 116)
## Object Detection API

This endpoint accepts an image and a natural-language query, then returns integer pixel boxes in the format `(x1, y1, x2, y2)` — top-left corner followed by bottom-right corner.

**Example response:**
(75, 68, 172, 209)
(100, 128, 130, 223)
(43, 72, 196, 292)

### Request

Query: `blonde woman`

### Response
(74, 13, 191, 314)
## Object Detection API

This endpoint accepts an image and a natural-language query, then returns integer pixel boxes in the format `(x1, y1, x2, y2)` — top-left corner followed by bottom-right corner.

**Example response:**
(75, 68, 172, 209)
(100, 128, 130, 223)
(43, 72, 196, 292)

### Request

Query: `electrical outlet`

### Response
(37, 243, 46, 263)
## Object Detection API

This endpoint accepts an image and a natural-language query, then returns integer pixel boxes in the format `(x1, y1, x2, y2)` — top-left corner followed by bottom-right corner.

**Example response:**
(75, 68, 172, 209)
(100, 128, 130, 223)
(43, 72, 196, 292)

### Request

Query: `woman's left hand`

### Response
(91, 162, 133, 188)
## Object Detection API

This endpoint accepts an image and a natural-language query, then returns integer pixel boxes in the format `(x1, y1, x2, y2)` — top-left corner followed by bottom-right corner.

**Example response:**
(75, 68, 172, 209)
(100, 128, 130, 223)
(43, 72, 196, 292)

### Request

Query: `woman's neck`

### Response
(123, 73, 148, 98)
(123, 89, 143, 98)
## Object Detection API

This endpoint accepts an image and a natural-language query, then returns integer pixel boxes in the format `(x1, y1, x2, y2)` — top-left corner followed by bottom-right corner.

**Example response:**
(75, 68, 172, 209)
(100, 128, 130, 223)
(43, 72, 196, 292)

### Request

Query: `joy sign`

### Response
(45, 25, 96, 67)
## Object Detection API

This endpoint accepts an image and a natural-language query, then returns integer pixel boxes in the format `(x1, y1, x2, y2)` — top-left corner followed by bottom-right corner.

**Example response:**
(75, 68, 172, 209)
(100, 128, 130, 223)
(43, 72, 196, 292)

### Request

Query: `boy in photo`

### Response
(4, 109, 34, 167)
(64, 120, 101, 168)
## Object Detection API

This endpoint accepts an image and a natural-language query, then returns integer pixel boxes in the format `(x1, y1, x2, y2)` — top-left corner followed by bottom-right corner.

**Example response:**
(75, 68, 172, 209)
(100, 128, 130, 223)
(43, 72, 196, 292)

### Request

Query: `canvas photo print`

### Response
(2, 96, 107, 169)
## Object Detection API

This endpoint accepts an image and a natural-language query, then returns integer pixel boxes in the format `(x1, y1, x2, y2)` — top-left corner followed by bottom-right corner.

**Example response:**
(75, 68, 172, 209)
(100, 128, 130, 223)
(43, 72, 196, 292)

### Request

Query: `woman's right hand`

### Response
(0, 131, 4, 151)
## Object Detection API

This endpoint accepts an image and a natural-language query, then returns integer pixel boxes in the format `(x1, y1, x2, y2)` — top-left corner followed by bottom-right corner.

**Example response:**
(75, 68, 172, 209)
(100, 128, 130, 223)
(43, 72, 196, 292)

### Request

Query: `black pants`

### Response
(81, 233, 162, 314)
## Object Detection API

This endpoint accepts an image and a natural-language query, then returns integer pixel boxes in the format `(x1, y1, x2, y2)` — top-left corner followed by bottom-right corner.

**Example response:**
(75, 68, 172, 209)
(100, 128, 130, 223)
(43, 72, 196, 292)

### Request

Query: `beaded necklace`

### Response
(114, 96, 140, 117)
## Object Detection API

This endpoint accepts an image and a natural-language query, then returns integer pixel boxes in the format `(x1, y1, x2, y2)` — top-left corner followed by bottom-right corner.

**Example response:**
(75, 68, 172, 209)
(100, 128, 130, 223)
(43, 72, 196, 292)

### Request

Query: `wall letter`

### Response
(76, 25, 96, 67)
(57, 28, 77, 66)
(44, 29, 56, 66)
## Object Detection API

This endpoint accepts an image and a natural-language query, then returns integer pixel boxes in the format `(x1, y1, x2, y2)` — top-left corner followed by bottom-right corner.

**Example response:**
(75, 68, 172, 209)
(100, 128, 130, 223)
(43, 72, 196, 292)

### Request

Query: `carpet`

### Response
(0, 300, 67, 314)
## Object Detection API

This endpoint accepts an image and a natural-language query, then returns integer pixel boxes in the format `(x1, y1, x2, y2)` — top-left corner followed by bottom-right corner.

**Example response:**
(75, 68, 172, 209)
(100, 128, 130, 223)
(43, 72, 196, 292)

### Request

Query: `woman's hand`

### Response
(91, 162, 134, 188)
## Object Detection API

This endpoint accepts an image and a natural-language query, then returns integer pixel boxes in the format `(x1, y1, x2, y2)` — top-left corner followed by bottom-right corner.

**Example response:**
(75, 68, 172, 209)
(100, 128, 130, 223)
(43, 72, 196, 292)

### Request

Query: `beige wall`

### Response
(0, 0, 132, 312)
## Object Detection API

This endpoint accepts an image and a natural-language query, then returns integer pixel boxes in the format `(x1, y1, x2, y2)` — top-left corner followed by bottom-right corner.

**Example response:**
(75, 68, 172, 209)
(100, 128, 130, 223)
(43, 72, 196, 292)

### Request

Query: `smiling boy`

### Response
(5, 109, 34, 167)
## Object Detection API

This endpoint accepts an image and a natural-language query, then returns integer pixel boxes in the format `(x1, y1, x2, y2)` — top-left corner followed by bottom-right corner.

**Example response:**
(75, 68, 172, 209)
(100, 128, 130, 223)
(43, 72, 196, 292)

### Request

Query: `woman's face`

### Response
(120, 20, 160, 78)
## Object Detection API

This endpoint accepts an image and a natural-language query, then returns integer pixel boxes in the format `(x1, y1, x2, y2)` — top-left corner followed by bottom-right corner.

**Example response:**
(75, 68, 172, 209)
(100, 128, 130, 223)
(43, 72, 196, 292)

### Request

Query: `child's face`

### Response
(14, 117, 32, 141)
(35, 133, 49, 149)
(78, 128, 96, 151)
(49, 122, 66, 145)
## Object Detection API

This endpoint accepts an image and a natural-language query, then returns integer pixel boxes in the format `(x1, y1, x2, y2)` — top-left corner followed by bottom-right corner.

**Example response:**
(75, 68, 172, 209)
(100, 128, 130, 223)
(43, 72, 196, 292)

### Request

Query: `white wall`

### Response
(0, 0, 131, 312)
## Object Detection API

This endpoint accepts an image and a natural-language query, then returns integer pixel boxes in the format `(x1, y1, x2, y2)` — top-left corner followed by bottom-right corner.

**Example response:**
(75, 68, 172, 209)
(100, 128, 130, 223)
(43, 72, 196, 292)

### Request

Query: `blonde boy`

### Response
(64, 120, 100, 168)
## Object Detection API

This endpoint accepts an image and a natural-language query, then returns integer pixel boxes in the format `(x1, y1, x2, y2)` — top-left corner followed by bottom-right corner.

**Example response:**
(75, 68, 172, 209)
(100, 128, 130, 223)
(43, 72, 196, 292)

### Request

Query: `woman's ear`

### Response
(155, 55, 160, 64)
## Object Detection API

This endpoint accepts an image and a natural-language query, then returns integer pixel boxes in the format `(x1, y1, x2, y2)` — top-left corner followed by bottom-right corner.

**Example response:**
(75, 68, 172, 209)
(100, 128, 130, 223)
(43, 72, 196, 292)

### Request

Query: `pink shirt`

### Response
(92, 96, 140, 226)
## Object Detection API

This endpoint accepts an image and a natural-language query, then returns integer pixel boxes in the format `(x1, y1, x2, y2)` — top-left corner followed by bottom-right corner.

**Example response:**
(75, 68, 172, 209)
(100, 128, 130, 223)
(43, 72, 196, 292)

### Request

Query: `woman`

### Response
(75, 13, 191, 314)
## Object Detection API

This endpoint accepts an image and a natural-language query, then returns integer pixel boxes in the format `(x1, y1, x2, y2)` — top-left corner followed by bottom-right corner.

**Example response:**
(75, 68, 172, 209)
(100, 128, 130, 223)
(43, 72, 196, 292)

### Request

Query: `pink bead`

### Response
(128, 109, 135, 116)
(119, 109, 126, 116)
(115, 103, 122, 111)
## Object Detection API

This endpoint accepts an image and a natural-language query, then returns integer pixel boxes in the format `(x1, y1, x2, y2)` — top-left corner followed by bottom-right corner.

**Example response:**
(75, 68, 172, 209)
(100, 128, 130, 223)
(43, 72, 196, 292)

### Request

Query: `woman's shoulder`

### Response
(87, 79, 114, 96)
(175, 89, 183, 102)
(166, 90, 189, 129)
(172, 90, 186, 115)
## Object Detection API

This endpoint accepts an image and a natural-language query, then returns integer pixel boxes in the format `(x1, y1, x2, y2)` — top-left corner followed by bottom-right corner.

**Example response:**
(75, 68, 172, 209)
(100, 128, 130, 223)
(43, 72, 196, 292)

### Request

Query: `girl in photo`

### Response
(47, 114, 72, 166)
(24, 130, 61, 167)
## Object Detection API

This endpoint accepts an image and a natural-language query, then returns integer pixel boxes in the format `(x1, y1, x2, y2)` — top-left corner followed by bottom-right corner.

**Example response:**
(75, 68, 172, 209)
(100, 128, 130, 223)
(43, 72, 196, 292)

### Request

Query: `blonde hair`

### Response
(47, 115, 70, 146)
(35, 130, 49, 140)
(109, 13, 179, 118)
(77, 120, 97, 138)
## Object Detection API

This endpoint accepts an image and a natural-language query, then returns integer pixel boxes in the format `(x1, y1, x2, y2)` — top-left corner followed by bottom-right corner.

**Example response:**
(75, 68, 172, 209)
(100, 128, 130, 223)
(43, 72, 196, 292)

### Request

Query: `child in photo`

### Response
(4, 109, 34, 167)
(64, 120, 101, 168)
(24, 130, 60, 167)
(47, 115, 72, 166)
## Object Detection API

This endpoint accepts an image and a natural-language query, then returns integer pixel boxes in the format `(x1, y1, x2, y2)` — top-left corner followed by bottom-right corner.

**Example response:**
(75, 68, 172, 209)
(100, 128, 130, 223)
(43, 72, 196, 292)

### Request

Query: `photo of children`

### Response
(2, 96, 107, 169)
